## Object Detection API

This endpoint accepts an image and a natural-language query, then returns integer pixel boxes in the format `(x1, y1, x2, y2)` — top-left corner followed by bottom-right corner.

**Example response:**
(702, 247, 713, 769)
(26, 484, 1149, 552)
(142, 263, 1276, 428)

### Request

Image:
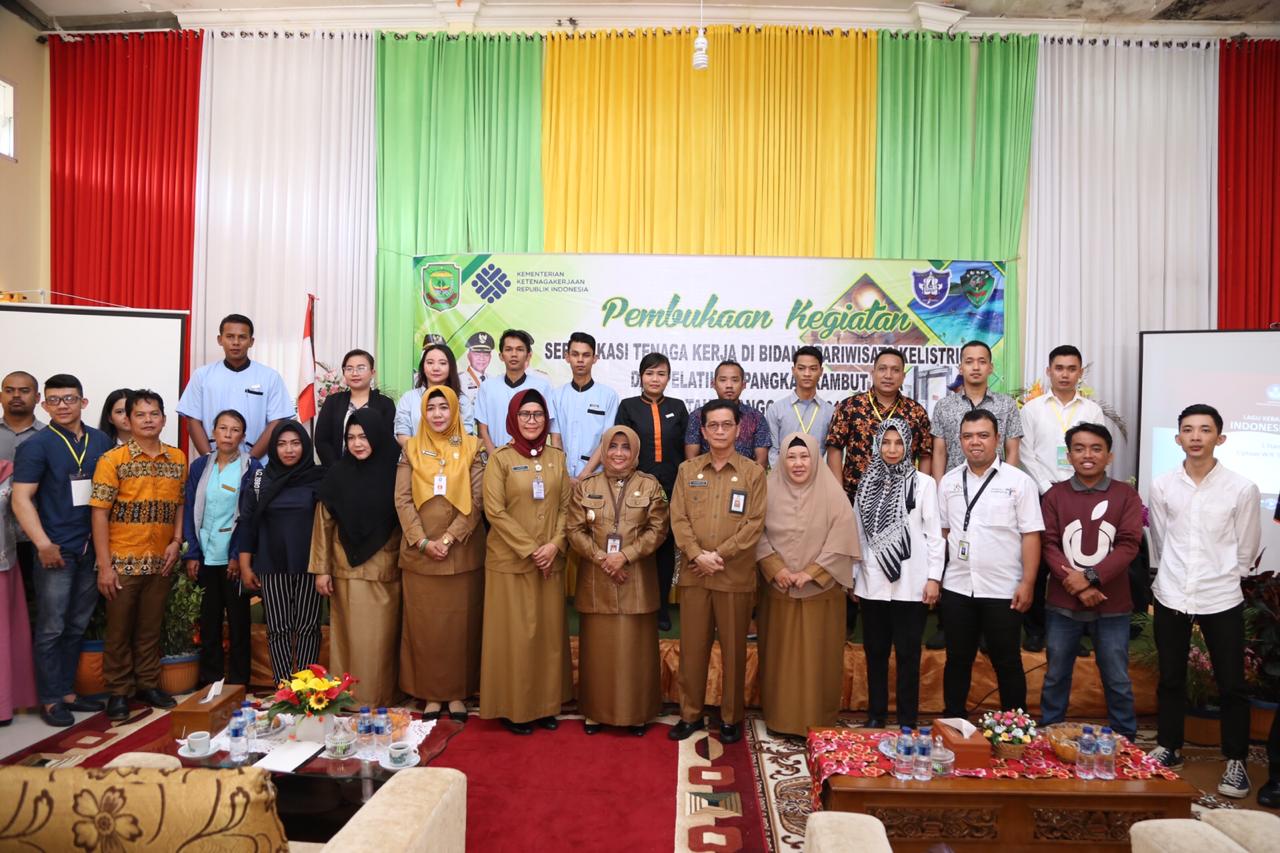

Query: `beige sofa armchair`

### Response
(1130, 810, 1280, 853)
(802, 812, 893, 852)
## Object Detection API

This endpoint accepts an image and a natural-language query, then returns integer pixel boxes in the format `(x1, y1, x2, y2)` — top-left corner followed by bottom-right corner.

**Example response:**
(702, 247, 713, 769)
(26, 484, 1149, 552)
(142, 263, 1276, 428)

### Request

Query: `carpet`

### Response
(1, 704, 175, 769)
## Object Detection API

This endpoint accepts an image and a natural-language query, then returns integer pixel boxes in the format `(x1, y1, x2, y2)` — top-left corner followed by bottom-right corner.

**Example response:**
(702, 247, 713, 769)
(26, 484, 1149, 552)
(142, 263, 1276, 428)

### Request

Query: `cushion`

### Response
(803, 811, 893, 853)
(0, 765, 288, 852)
(1129, 818, 1248, 853)
(1200, 810, 1280, 852)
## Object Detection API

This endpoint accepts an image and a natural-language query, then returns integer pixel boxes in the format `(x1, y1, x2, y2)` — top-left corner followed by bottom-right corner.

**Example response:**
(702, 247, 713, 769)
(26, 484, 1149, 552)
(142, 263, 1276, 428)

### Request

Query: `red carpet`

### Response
(2, 707, 173, 768)
(432, 717, 679, 852)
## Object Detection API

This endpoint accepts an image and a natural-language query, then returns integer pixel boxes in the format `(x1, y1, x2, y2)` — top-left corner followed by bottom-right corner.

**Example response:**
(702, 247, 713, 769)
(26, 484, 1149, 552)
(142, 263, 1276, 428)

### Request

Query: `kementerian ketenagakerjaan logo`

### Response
(471, 263, 511, 304)
(911, 268, 950, 310)
(421, 263, 461, 312)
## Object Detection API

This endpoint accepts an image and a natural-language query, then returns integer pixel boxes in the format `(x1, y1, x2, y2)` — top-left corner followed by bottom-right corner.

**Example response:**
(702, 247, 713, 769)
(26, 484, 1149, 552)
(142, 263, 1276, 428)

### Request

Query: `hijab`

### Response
(756, 432, 859, 598)
(599, 425, 641, 479)
(505, 389, 549, 459)
(317, 409, 400, 566)
(405, 385, 481, 515)
(254, 420, 326, 522)
(854, 417, 918, 582)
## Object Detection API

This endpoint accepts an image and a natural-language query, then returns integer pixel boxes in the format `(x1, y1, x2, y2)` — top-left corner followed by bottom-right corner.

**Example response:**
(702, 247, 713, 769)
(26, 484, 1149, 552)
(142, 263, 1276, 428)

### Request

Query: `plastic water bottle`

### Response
(373, 707, 391, 756)
(1076, 725, 1097, 780)
(1095, 727, 1116, 780)
(894, 726, 915, 780)
(240, 701, 257, 750)
(357, 706, 373, 755)
(228, 710, 248, 764)
(913, 727, 933, 781)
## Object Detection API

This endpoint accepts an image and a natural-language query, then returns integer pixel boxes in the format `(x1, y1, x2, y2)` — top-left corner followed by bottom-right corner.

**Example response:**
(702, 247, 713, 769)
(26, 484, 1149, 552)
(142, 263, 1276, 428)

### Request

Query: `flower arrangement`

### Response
(314, 361, 346, 408)
(267, 665, 358, 719)
(979, 708, 1037, 759)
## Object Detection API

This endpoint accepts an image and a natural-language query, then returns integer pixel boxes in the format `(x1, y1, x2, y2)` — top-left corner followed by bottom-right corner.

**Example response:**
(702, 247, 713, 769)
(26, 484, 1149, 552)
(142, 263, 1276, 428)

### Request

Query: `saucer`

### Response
(178, 743, 215, 759)
(377, 751, 419, 772)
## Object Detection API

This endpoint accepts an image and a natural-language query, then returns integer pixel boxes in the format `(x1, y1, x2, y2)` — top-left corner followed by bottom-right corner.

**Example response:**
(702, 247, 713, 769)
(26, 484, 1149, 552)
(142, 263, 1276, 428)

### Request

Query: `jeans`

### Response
(1039, 611, 1137, 737)
(860, 599, 928, 725)
(196, 564, 251, 685)
(32, 547, 101, 705)
(940, 589, 1026, 718)
(1153, 600, 1250, 759)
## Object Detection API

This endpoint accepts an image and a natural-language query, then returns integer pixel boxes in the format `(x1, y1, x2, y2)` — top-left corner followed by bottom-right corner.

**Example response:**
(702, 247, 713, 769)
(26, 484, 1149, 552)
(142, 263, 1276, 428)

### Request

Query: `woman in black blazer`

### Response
(315, 349, 396, 465)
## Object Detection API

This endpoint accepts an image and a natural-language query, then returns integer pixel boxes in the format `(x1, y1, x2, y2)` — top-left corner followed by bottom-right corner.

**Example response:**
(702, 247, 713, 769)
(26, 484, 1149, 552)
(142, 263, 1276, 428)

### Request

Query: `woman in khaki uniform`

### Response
(479, 389, 572, 735)
(756, 432, 860, 737)
(311, 409, 403, 708)
(566, 425, 669, 736)
(394, 385, 485, 722)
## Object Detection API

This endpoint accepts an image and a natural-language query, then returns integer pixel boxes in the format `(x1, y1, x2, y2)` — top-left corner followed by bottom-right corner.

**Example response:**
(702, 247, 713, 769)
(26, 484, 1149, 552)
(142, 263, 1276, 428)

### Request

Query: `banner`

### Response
(395, 254, 1010, 415)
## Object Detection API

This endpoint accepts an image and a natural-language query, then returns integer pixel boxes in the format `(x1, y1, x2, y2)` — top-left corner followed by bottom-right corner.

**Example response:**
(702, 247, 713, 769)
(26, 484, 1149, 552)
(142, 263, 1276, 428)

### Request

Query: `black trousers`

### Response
(1153, 600, 1250, 760)
(1022, 560, 1050, 639)
(860, 599, 928, 725)
(196, 563, 251, 685)
(656, 533, 675, 617)
(940, 589, 1026, 717)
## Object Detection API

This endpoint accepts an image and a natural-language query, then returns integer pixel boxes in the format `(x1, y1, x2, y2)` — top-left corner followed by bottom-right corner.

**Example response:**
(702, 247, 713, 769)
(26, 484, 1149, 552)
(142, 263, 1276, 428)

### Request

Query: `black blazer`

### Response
(314, 390, 397, 466)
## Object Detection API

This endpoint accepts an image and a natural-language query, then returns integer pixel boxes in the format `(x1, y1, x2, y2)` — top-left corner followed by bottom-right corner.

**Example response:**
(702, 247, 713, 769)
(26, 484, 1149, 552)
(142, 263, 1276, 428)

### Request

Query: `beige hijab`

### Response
(757, 431, 860, 599)
(599, 425, 641, 479)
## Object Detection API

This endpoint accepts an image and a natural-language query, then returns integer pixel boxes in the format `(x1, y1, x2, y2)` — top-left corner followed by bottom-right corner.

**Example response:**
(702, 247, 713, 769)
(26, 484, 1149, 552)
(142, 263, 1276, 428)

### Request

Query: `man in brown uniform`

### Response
(669, 399, 767, 744)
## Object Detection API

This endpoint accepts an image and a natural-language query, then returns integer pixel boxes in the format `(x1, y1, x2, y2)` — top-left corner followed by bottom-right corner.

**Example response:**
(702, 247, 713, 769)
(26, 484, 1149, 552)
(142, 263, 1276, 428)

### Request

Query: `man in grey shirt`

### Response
(930, 340, 1022, 476)
(764, 346, 834, 468)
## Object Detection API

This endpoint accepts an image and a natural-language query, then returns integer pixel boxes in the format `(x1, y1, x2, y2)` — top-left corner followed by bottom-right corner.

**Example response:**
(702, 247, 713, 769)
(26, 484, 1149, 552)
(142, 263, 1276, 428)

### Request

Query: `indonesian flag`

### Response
(297, 293, 317, 423)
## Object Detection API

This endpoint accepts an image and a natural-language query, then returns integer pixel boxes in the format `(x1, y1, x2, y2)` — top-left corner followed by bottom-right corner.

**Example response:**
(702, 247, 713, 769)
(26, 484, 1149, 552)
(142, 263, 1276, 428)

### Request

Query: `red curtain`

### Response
(49, 31, 203, 312)
(1218, 39, 1280, 329)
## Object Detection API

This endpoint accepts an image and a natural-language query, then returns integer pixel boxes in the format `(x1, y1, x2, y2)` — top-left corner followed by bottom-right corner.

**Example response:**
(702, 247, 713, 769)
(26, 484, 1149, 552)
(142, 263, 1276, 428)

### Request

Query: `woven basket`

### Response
(1044, 723, 1087, 763)
(992, 740, 1028, 760)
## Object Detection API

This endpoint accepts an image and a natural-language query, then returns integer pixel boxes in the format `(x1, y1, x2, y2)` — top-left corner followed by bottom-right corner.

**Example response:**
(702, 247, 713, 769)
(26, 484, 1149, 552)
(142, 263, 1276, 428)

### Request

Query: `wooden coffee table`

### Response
(821, 773, 1199, 851)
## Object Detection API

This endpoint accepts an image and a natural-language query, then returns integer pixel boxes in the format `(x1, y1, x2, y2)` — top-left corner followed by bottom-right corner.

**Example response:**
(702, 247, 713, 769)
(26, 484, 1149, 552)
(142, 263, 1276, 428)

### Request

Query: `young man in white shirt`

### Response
(765, 346, 834, 468)
(937, 409, 1043, 719)
(1147, 404, 1262, 799)
(1018, 344, 1104, 652)
(550, 332, 619, 485)
(473, 329, 559, 454)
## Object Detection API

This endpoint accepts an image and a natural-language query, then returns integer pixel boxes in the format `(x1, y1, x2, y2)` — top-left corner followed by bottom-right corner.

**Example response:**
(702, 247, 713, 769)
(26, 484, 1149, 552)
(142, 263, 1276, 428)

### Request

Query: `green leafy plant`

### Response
(1244, 571, 1280, 702)
(161, 574, 203, 658)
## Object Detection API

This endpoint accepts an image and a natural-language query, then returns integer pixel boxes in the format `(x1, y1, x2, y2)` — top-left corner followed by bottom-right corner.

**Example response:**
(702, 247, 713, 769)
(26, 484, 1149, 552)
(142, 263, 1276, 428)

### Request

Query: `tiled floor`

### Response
(0, 708, 100, 759)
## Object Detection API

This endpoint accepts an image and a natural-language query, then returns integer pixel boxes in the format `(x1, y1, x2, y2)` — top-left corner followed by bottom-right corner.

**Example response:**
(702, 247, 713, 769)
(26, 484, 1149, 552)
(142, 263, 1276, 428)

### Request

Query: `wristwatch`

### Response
(441, 534, 454, 548)
(1083, 567, 1101, 587)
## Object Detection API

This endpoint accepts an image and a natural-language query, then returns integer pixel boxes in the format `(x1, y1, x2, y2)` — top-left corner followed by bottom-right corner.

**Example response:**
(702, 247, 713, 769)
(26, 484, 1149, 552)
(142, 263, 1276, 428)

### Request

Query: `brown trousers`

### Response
(678, 586, 753, 725)
(104, 573, 172, 696)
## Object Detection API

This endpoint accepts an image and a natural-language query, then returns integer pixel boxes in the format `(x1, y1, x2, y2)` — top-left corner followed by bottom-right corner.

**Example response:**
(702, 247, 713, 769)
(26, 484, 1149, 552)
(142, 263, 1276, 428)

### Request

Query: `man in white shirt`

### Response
(550, 332, 619, 484)
(1018, 344, 1105, 652)
(938, 409, 1043, 719)
(473, 329, 559, 454)
(1147, 404, 1261, 800)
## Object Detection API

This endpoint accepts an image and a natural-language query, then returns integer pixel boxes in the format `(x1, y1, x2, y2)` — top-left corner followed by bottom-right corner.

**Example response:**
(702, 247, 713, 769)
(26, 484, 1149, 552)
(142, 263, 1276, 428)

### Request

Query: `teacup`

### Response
(186, 731, 212, 755)
(387, 741, 416, 767)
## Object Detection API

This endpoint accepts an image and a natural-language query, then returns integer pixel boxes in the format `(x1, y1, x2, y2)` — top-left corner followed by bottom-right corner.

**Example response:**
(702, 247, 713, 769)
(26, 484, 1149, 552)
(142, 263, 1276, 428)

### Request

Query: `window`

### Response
(0, 79, 13, 160)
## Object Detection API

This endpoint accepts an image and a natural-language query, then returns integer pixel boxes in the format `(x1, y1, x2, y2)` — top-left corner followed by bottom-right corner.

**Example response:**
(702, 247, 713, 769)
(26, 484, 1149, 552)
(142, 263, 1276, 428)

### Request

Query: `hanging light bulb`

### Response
(693, 27, 708, 70)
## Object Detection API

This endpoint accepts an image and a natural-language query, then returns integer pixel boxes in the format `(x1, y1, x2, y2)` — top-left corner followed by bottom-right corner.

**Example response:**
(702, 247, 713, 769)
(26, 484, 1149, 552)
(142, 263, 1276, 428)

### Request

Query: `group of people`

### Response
(0, 317, 1275, 807)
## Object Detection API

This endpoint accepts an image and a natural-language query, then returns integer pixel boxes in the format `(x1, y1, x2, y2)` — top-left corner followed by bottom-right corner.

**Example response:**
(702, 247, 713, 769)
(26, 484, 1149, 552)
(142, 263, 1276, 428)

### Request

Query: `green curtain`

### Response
(375, 32, 545, 398)
(874, 33, 1039, 391)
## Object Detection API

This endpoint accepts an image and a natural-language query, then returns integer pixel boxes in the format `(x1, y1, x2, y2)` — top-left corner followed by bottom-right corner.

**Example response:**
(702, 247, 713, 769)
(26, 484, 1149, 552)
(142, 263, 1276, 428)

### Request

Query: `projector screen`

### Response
(0, 304, 187, 446)
(1138, 330, 1280, 574)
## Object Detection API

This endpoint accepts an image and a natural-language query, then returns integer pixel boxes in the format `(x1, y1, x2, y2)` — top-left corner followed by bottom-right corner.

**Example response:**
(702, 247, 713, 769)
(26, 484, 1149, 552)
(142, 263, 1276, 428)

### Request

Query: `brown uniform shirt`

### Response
(482, 445, 570, 575)
(393, 457, 486, 577)
(567, 470, 670, 615)
(307, 503, 401, 583)
(670, 452, 767, 593)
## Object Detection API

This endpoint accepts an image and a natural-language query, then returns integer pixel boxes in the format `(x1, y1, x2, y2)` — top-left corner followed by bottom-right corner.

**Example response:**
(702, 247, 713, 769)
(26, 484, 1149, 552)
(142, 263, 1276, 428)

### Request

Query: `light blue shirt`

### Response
(177, 360, 293, 455)
(198, 460, 241, 565)
(394, 387, 475, 438)
(764, 391, 835, 467)
(474, 372, 558, 449)
(550, 379, 620, 478)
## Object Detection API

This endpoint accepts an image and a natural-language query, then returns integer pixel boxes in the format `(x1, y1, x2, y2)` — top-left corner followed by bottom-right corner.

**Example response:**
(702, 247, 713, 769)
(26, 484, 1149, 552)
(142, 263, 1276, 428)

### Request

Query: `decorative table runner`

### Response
(806, 728, 1180, 809)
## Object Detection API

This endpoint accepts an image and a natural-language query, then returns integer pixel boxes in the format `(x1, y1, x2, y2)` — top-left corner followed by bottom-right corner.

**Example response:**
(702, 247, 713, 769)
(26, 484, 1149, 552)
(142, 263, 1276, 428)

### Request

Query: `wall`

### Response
(0, 9, 49, 302)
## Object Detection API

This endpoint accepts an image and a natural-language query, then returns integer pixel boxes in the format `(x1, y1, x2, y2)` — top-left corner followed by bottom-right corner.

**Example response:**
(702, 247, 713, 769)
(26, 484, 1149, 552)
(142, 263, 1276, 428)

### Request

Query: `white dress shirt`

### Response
(938, 457, 1044, 599)
(854, 472, 946, 602)
(1019, 392, 1105, 494)
(1149, 461, 1262, 615)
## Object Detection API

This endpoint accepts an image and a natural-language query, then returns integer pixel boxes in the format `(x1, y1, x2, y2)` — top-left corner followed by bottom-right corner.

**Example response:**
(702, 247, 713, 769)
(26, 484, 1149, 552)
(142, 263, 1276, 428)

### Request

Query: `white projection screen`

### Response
(0, 304, 187, 446)
(1138, 330, 1280, 574)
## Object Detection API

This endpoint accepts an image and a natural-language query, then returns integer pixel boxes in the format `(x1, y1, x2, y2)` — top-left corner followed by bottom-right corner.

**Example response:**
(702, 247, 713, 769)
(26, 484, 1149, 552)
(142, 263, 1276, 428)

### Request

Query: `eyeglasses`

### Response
(517, 411, 546, 422)
(342, 365, 371, 374)
(45, 395, 82, 406)
(704, 422, 736, 432)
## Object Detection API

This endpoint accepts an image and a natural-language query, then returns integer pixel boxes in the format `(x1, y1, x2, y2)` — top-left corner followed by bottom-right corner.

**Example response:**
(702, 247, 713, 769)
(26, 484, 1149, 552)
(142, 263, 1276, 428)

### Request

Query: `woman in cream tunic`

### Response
(310, 409, 403, 708)
(394, 385, 485, 722)
(756, 432, 860, 737)
(479, 389, 572, 735)
(566, 425, 669, 735)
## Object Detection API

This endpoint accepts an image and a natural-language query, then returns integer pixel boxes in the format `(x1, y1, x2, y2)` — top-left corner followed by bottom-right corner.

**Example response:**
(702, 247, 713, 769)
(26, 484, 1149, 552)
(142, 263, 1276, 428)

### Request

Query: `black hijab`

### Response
(317, 408, 400, 566)
(255, 420, 325, 522)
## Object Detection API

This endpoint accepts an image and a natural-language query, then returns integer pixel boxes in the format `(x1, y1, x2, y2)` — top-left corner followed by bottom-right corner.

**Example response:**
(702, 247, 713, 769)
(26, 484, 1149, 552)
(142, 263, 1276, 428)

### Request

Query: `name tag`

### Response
(688, 480, 709, 488)
(70, 475, 92, 507)
(434, 475, 447, 496)
(245, 386, 264, 396)
(588, 406, 606, 416)
(957, 540, 971, 561)
(665, 412, 675, 419)
(729, 489, 747, 515)
(1056, 446, 1069, 468)
(587, 494, 603, 500)
(512, 465, 530, 472)
(606, 532, 622, 554)
(221, 483, 237, 492)
(532, 478, 546, 500)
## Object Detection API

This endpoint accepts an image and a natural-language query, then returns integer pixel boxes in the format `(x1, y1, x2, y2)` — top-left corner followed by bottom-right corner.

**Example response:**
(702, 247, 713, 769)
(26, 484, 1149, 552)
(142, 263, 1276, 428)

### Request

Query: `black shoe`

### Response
(40, 702, 75, 728)
(1147, 746, 1184, 771)
(106, 696, 130, 721)
(1258, 780, 1280, 809)
(584, 722, 602, 735)
(630, 725, 647, 737)
(499, 717, 533, 735)
(1022, 633, 1045, 653)
(0, 718, 10, 727)
(668, 719, 705, 741)
(863, 717, 886, 729)
(135, 688, 176, 709)
(925, 628, 946, 650)
(449, 708, 469, 723)
(536, 716, 559, 731)
(65, 696, 105, 713)
(422, 706, 442, 721)
(719, 722, 742, 744)
(658, 611, 672, 633)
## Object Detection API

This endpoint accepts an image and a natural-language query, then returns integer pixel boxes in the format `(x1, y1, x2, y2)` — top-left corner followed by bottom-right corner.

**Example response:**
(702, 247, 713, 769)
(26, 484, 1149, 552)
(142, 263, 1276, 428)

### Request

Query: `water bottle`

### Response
(1095, 727, 1116, 780)
(373, 707, 391, 756)
(894, 726, 915, 781)
(228, 710, 248, 764)
(913, 727, 933, 781)
(1076, 725, 1097, 780)
(357, 706, 373, 755)
(240, 701, 257, 750)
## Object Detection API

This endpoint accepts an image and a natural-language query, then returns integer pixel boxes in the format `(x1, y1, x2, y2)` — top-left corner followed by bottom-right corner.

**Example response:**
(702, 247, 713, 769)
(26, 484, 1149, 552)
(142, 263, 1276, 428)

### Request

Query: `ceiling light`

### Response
(693, 27, 708, 70)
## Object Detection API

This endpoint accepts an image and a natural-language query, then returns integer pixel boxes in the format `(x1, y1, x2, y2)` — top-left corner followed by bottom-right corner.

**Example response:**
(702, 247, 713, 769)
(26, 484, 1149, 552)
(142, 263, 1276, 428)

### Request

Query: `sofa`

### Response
(802, 812, 894, 852)
(1129, 810, 1280, 853)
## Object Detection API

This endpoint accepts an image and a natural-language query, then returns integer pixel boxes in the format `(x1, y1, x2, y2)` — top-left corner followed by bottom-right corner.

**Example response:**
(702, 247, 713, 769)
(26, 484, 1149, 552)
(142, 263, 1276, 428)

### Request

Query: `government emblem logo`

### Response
(960, 267, 996, 309)
(421, 263, 461, 312)
(911, 268, 950, 310)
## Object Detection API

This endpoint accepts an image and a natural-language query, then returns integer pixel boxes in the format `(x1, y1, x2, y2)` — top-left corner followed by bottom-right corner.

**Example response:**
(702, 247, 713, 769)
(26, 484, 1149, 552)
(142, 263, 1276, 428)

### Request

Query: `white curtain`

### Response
(1024, 37, 1218, 479)
(191, 30, 376, 403)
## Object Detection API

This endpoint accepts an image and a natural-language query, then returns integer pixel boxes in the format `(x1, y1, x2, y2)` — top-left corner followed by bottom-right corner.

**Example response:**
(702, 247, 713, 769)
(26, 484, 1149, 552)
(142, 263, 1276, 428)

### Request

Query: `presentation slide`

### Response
(1138, 330, 1280, 574)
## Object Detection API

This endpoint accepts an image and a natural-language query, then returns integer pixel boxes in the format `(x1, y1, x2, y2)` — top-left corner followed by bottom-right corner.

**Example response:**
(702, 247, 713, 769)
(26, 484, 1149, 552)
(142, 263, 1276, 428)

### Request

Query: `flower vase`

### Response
(292, 714, 328, 743)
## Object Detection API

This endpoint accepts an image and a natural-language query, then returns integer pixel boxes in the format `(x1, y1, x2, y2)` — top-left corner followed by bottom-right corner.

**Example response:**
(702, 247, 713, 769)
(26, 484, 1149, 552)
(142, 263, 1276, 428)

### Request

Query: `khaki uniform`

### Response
(393, 458, 486, 702)
(669, 452, 767, 724)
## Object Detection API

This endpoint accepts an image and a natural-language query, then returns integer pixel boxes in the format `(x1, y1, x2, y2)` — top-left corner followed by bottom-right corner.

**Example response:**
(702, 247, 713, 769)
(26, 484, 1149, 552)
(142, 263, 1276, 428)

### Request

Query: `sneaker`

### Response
(1148, 746, 1184, 771)
(1218, 760, 1250, 799)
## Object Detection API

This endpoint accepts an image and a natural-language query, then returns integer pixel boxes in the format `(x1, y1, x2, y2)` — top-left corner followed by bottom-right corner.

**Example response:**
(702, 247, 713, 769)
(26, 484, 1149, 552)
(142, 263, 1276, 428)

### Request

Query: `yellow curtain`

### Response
(543, 26, 877, 257)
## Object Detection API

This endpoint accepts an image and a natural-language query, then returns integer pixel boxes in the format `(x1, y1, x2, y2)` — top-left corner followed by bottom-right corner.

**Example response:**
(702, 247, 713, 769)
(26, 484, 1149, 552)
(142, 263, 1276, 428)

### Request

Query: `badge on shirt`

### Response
(433, 475, 447, 496)
(606, 532, 622, 554)
(246, 384, 264, 396)
(1056, 445, 1069, 468)
(512, 465, 530, 472)
(588, 405, 606, 416)
(729, 489, 747, 515)
(532, 477, 546, 501)
(688, 480, 709, 488)
(70, 474, 92, 507)
(957, 539, 971, 561)
(221, 483, 237, 492)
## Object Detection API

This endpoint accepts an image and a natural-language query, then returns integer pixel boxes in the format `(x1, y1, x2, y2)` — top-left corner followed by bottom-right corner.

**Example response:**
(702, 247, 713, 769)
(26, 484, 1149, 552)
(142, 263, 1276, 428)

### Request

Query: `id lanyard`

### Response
(606, 475, 632, 554)
(867, 392, 899, 423)
(961, 467, 998, 532)
(792, 401, 820, 435)
(52, 426, 89, 475)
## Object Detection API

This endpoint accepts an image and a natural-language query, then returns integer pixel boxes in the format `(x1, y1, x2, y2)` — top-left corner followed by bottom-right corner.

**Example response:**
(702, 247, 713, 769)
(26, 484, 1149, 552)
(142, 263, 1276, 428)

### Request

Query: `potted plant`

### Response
(159, 574, 203, 695)
(74, 597, 109, 697)
(1244, 571, 1280, 740)
(979, 708, 1037, 760)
